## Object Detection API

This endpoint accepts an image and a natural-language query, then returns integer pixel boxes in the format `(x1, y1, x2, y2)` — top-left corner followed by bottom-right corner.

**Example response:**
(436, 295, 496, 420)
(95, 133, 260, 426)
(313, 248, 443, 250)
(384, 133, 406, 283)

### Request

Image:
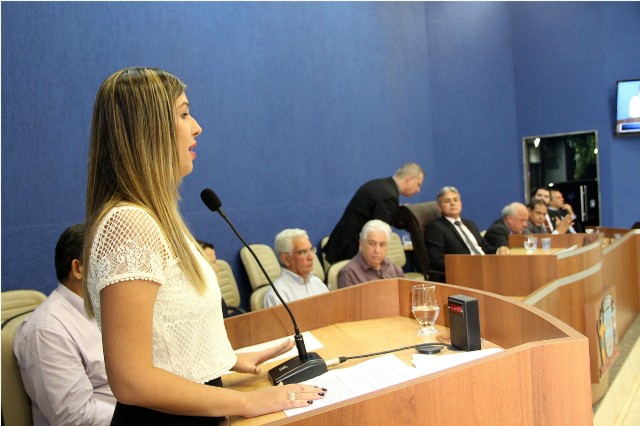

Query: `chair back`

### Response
(2, 290, 47, 322)
(386, 232, 407, 268)
(2, 290, 46, 426)
(249, 285, 272, 311)
(320, 236, 331, 273)
(312, 255, 325, 282)
(326, 260, 350, 291)
(240, 244, 282, 291)
(214, 259, 245, 315)
(396, 201, 445, 281)
(2, 312, 34, 426)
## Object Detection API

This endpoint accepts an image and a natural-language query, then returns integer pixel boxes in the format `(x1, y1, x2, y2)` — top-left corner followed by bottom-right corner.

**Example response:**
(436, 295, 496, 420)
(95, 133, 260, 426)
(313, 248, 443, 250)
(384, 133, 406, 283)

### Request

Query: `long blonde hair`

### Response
(83, 67, 206, 316)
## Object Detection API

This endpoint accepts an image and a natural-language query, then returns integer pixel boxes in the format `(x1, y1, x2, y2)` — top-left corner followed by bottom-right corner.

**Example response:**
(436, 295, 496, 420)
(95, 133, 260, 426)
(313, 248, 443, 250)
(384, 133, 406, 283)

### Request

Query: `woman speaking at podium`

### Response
(82, 67, 325, 424)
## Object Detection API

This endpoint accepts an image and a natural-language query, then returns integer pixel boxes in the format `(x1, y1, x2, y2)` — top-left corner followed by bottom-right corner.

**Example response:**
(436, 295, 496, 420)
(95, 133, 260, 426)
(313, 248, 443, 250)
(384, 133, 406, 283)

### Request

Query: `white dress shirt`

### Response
(264, 268, 329, 307)
(545, 213, 555, 232)
(445, 216, 485, 255)
(548, 208, 577, 234)
(14, 284, 116, 426)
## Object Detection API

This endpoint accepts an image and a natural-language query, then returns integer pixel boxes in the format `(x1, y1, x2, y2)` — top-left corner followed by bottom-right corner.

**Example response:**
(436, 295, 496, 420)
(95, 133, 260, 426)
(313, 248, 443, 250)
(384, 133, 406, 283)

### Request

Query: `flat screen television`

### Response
(615, 78, 640, 136)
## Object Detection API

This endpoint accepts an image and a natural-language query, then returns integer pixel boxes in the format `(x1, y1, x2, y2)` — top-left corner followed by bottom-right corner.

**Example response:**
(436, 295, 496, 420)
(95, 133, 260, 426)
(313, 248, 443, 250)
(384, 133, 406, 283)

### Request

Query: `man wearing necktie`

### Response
(532, 187, 574, 234)
(549, 189, 581, 233)
(527, 199, 552, 233)
(425, 186, 509, 279)
(532, 187, 555, 231)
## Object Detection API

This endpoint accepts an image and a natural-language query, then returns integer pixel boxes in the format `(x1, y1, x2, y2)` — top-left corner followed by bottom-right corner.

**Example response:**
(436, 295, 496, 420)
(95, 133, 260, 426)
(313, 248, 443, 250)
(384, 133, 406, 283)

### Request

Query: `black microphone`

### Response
(200, 188, 327, 385)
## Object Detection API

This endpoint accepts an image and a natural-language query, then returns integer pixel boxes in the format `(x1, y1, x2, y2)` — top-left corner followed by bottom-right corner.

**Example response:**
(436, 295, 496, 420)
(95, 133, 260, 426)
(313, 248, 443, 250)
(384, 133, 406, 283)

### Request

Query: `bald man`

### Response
(484, 202, 530, 247)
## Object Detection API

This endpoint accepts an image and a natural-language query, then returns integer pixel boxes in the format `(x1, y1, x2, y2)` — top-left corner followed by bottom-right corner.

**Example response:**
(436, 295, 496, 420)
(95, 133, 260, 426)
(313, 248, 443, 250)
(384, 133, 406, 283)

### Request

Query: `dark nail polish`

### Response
(318, 392, 325, 396)
(307, 400, 313, 404)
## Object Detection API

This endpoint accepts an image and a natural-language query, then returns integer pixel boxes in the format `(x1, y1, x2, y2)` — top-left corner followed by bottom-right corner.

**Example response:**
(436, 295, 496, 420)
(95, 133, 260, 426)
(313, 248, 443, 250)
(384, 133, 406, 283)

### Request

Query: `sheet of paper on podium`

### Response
(284, 354, 422, 417)
(411, 348, 503, 373)
(284, 347, 505, 417)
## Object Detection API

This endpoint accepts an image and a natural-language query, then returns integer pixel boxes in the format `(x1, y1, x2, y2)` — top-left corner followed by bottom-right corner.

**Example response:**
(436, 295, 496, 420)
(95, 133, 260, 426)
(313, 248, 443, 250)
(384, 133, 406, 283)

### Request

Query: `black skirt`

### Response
(110, 377, 228, 426)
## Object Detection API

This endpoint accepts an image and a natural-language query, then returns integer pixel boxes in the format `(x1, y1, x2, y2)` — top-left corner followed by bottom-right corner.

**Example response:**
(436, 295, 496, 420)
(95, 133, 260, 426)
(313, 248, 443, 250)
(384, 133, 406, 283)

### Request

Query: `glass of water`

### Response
(524, 235, 537, 252)
(412, 284, 440, 336)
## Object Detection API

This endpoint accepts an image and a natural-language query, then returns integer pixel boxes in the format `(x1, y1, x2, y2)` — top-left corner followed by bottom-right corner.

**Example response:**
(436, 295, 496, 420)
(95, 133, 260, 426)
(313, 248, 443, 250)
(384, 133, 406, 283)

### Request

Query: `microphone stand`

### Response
(201, 189, 327, 384)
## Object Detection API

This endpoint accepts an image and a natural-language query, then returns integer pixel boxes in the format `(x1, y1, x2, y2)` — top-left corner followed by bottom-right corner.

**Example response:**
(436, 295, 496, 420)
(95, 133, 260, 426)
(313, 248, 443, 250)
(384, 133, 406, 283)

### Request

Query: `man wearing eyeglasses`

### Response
(338, 220, 404, 288)
(263, 229, 329, 308)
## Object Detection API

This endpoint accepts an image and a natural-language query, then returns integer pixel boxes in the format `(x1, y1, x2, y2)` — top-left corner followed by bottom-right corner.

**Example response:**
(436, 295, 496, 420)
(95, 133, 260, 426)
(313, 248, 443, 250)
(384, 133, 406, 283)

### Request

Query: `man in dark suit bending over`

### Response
(425, 186, 509, 277)
(323, 163, 424, 264)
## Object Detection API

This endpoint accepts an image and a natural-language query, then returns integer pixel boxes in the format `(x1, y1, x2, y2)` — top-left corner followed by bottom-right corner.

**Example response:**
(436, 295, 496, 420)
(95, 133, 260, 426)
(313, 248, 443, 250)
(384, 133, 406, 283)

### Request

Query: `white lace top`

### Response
(87, 205, 237, 383)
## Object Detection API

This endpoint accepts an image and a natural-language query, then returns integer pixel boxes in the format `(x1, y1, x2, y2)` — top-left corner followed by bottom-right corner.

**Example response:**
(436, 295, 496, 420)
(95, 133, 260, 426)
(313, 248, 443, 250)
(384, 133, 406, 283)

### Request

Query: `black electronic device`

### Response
(200, 188, 328, 385)
(448, 294, 481, 351)
(416, 344, 444, 355)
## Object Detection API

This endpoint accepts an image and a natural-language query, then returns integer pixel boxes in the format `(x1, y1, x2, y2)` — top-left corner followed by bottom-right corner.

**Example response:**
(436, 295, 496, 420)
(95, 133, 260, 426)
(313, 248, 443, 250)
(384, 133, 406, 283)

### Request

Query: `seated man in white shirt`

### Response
(263, 228, 329, 307)
(14, 224, 116, 426)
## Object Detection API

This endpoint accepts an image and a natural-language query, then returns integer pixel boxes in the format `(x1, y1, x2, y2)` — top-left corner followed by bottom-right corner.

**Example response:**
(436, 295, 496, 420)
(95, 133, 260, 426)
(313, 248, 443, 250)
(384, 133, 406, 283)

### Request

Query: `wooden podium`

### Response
(223, 278, 592, 424)
(508, 232, 596, 249)
(445, 229, 640, 402)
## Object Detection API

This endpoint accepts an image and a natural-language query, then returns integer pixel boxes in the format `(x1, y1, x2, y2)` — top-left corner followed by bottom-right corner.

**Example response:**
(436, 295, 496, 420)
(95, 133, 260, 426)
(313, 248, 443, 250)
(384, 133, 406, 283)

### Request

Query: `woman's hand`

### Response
(230, 340, 328, 418)
(240, 383, 327, 418)
(233, 339, 295, 375)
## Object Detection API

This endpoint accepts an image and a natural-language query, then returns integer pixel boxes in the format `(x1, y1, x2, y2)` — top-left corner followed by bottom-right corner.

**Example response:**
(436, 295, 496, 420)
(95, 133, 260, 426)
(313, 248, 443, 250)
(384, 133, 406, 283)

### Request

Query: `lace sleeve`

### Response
(88, 206, 172, 292)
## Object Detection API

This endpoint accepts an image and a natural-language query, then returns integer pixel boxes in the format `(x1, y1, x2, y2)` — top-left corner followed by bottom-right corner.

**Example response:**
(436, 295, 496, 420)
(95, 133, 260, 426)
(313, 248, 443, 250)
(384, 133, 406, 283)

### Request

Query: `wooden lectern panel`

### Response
(509, 232, 592, 249)
(444, 229, 640, 403)
(445, 238, 606, 298)
(600, 231, 640, 336)
(445, 253, 558, 297)
(223, 279, 592, 425)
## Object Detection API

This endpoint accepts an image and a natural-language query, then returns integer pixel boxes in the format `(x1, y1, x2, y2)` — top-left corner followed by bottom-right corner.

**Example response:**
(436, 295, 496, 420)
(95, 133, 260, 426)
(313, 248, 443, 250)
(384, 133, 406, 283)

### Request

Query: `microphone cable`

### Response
(324, 343, 454, 367)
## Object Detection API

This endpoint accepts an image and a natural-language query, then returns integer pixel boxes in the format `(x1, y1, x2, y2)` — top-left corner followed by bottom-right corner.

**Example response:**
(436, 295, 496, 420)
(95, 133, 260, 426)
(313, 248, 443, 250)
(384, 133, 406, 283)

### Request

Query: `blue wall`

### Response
(2, 2, 639, 309)
(511, 2, 640, 225)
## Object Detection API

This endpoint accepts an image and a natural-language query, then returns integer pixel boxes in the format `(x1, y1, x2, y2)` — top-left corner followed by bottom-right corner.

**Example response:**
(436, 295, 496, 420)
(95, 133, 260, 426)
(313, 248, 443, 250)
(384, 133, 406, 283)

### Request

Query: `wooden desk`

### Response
(508, 232, 594, 249)
(445, 229, 640, 402)
(508, 247, 563, 255)
(223, 279, 592, 424)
